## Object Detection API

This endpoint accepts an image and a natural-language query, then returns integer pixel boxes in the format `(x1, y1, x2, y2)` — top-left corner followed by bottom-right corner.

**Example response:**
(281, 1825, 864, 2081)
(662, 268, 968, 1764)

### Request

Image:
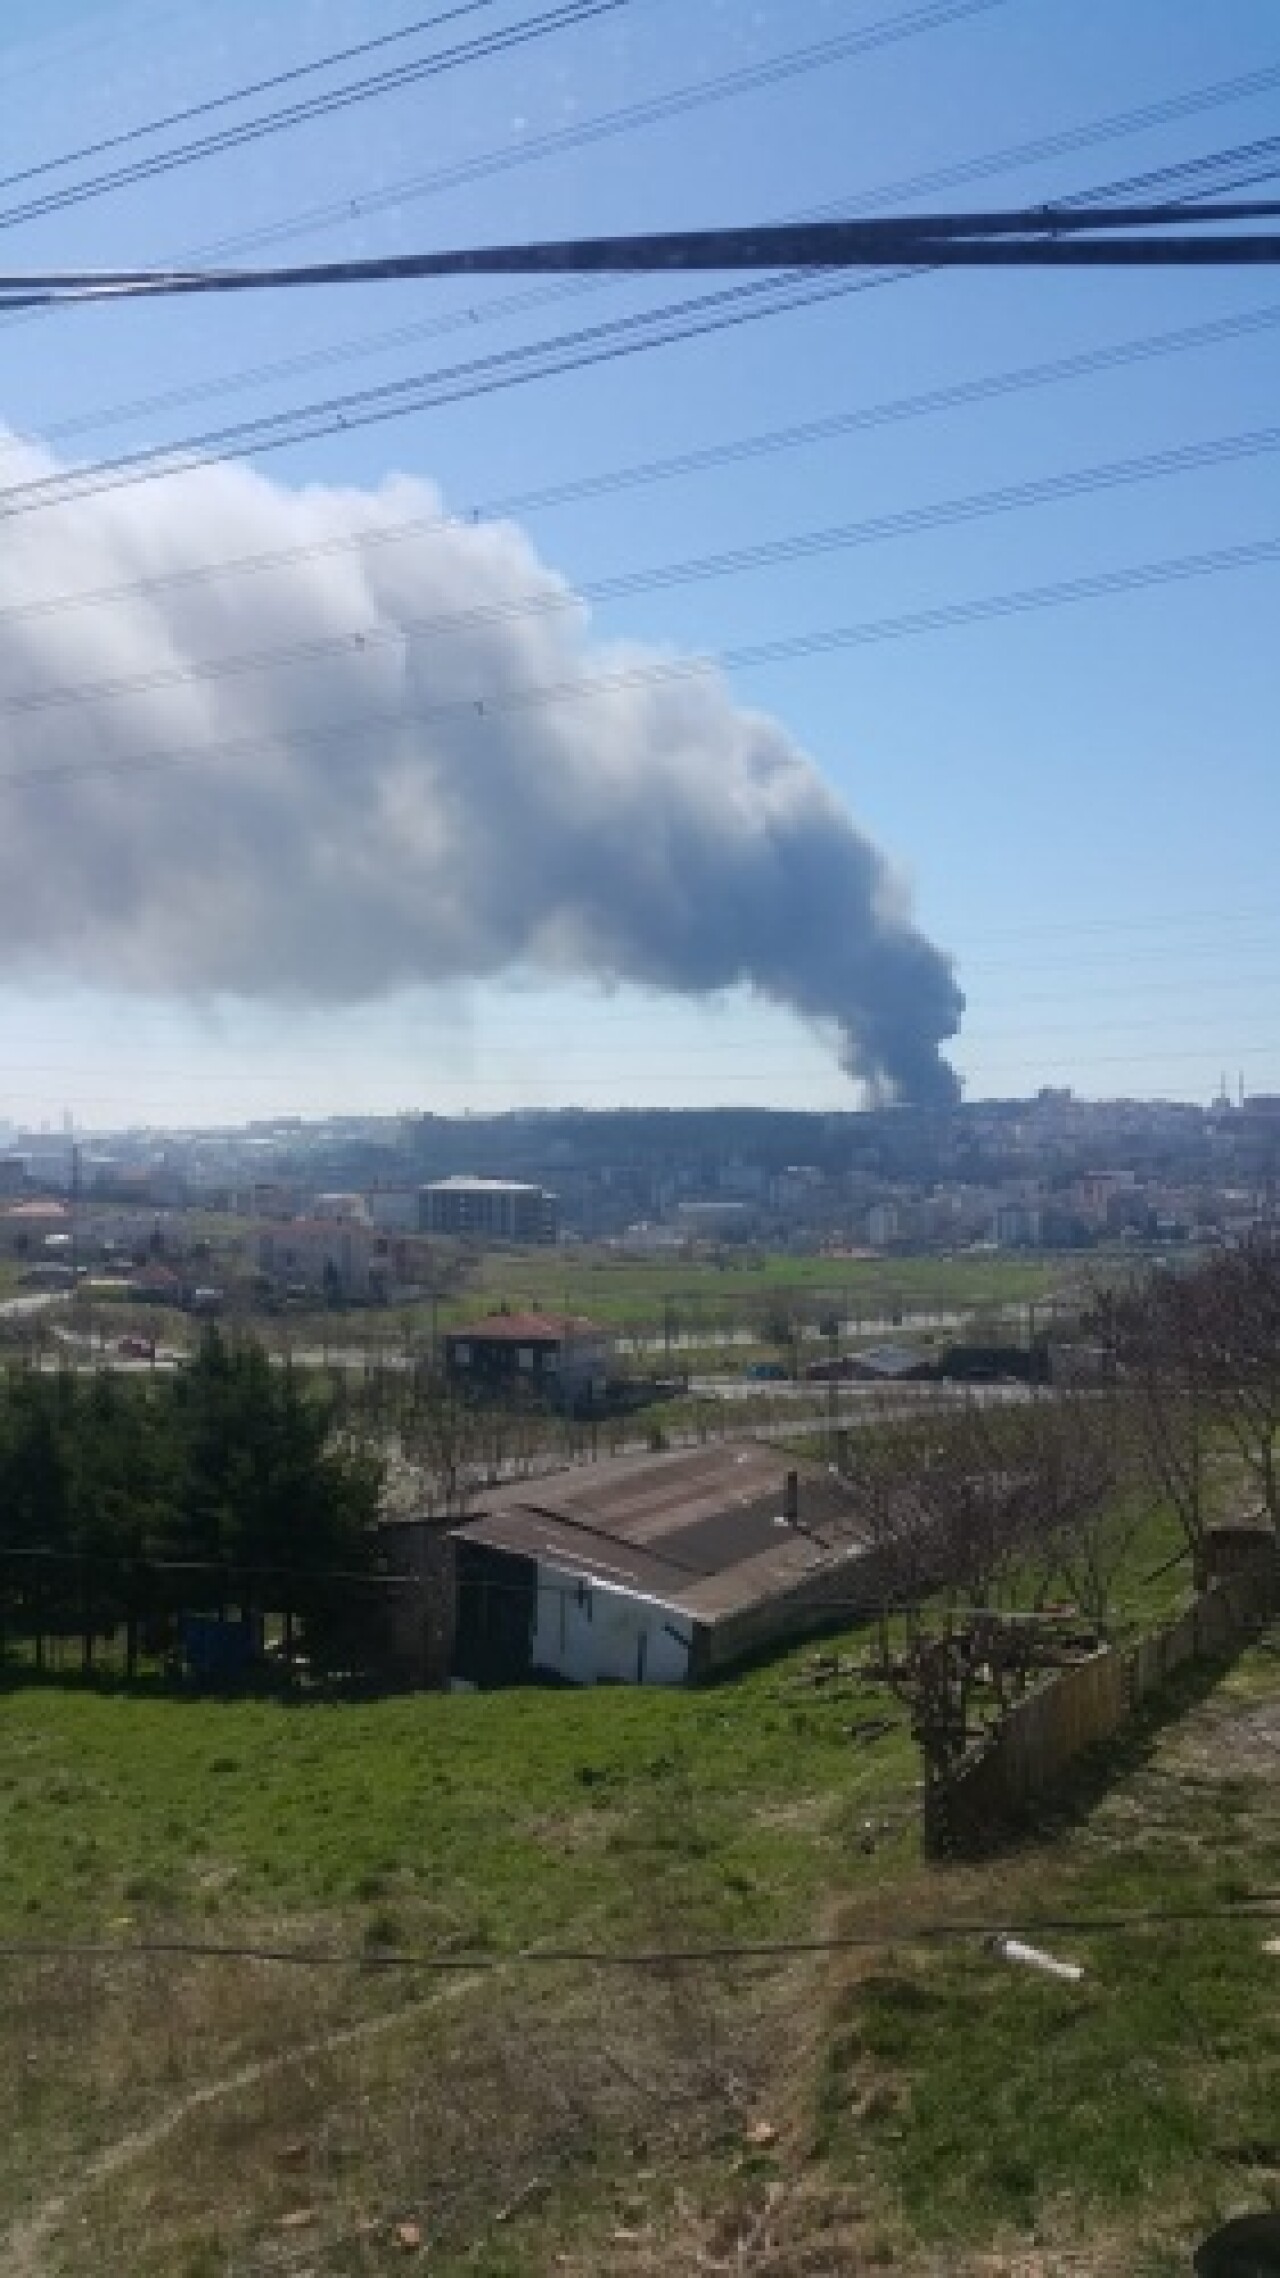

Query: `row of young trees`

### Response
(842, 1234, 1280, 1643)
(0, 1331, 383, 1676)
(842, 1383, 1134, 1647)
(1094, 1231, 1280, 1575)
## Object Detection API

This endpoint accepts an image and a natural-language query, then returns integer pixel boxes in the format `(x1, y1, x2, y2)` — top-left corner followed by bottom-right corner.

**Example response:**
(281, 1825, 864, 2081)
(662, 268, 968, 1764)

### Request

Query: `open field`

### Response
(3, 1244, 1096, 1373)
(447, 1243, 1088, 1333)
(1, 1485, 1275, 2276)
(197, 1243, 1103, 1370)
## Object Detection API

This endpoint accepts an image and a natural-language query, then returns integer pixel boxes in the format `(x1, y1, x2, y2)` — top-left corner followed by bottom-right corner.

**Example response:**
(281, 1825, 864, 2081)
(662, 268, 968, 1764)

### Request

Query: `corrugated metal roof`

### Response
(451, 1442, 871, 1625)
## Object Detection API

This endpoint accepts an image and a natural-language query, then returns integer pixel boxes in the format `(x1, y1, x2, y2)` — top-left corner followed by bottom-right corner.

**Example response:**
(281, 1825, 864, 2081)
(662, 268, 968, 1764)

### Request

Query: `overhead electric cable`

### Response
(0, 287, 1270, 615)
(0, 0, 630, 237)
(0, 1896, 1277, 1975)
(0, 1, 502, 197)
(8, 89, 1279, 507)
(195, 57, 1280, 266)
(17, 111, 1279, 465)
(6, 200, 1280, 310)
(0, 532, 1274, 801)
(0, 268, 899, 516)
(1, 419, 1276, 721)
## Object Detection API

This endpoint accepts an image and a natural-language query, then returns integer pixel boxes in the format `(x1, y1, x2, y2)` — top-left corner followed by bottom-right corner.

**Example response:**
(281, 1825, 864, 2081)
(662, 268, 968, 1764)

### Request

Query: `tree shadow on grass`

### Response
(0, 1658, 393, 1708)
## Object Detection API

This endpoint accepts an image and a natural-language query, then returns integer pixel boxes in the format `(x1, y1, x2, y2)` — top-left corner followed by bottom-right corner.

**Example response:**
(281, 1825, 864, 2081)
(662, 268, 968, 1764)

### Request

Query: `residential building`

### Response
(443, 1311, 608, 1404)
(675, 1198, 753, 1238)
(993, 1203, 1044, 1248)
(421, 1177, 559, 1244)
(256, 1218, 377, 1299)
(365, 1185, 422, 1234)
(0, 1198, 73, 1257)
(866, 1201, 901, 1249)
(249, 1181, 302, 1220)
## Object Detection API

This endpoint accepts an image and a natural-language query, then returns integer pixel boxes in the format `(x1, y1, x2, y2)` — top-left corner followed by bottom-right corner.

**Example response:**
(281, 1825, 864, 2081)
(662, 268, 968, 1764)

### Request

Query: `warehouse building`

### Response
(382, 1442, 886, 1688)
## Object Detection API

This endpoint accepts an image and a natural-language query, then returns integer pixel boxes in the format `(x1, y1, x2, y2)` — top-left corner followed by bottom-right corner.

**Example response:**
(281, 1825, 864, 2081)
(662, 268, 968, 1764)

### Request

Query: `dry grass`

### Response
(9, 1953, 793, 2277)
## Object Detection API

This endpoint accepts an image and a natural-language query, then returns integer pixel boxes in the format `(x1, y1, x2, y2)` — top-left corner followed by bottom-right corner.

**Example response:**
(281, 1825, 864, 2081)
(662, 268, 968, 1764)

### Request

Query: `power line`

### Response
(9, 100, 1280, 520)
(0, 1897, 1277, 1975)
(0, 1032, 1278, 1108)
(0, 269, 897, 515)
(5, 136, 1279, 521)
(8, 200, 1280, 311)
(3, 294, 1275, 631)
(0, 0, 1018, 377)
(6, 248, 1279, 533)
(193, 59, 1280, 268)
(1, 418, 1275, 727)
(17, 93, 1272, 467)
(0, 530, 1274, 801)
(0, 1, 502, 200)
(0, 0, 632, 238)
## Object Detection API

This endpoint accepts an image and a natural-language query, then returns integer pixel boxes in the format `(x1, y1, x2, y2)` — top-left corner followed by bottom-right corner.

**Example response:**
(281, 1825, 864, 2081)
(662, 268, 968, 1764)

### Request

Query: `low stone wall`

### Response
(927, 1549, 1279, 1858)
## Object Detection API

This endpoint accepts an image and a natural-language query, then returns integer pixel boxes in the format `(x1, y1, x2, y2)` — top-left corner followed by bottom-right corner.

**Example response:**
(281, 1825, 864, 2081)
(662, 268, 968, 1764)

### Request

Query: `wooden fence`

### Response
(926, 1548, 1280, 1858)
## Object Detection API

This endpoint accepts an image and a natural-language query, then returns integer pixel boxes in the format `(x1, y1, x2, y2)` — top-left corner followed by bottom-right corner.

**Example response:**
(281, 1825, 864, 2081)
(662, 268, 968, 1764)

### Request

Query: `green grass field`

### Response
(449, 1243, 1083, 1333)
(0, 1627, 913, 1952)
(203, 1241, 1093, 1377)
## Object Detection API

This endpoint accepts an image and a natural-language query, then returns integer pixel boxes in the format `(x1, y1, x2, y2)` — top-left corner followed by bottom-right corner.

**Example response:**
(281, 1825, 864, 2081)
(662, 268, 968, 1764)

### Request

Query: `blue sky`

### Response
(0, 0, 1277, 1127)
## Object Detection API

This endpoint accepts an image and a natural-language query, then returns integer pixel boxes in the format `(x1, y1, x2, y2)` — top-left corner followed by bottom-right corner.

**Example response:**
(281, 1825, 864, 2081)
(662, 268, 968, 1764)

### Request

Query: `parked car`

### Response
(117, 1334, 155, 1361)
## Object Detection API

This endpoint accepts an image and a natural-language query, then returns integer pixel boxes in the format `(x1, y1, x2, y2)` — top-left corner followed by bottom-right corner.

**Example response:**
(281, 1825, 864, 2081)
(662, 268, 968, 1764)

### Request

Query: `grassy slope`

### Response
(2, 1512, 1275, 2276)
(816, 1635, 1280, 2271)
(0, 1634, 913, 1953)
(0, 1624, 915, 2273)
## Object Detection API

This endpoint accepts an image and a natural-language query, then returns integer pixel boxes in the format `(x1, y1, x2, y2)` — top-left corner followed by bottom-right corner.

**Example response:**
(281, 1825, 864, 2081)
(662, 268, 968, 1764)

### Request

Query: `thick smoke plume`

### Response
(0, 439, 963, 1102)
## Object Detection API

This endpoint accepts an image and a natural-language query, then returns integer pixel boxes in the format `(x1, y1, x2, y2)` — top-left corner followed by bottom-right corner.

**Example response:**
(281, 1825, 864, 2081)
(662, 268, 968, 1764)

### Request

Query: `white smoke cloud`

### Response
(0, 438, 963, 1103)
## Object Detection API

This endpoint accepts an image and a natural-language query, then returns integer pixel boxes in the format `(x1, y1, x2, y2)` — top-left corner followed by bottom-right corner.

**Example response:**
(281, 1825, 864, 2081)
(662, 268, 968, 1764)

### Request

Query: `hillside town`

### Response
(2, 1092, 1278, 1312)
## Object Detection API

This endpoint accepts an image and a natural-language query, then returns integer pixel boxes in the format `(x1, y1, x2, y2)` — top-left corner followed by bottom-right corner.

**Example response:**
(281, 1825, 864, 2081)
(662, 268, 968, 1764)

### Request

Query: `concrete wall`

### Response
(529, 1563, 694, 1686)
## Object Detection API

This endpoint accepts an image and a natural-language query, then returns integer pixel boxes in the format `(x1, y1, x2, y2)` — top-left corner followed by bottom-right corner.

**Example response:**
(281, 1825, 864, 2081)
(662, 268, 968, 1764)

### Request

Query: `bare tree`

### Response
(401, 1367, 488, 1517)
(1092, 1267, 1215, 1580)
(1194, 1233, 1280, 1533)
(837, 1402, 940, 1662)
(914, 1395, 1038, 1615)
(1019, 1384, 1139, 1635)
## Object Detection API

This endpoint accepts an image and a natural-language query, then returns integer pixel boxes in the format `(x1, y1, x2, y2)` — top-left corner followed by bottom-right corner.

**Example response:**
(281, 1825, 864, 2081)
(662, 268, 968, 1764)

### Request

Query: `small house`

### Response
(443, 1312, 609, 1405)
